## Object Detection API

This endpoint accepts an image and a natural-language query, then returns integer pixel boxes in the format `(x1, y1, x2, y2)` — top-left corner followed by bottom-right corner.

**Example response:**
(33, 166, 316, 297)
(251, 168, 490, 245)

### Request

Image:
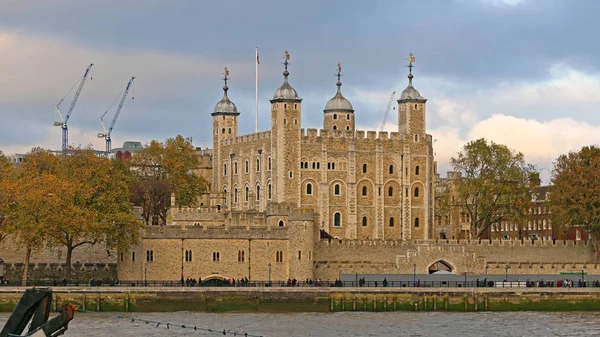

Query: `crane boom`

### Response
(98, 76, 135, 155)
(54, 63, 94, 153)
(379, 91, 396, 132)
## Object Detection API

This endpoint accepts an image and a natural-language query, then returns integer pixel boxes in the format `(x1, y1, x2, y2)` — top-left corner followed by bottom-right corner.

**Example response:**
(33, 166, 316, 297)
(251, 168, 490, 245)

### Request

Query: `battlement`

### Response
(223, 130, 271, 146)
(317, 238, 590, 248)
(143, 225, 289, 240)
(300, 129, 402, 142)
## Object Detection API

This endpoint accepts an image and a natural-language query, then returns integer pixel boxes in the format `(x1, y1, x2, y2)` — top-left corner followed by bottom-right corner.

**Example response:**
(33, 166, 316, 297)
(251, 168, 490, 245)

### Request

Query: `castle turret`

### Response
(323, 63, 354, 132)
(270, 51, 302, 205)
(397, 54, 433, 240)
(212, 67, 239, 208)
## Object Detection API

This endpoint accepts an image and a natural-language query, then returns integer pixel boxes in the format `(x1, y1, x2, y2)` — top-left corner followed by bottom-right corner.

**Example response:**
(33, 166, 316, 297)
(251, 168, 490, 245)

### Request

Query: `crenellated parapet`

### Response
(143, 225, 289, 240)
(222, 130, 272, 147)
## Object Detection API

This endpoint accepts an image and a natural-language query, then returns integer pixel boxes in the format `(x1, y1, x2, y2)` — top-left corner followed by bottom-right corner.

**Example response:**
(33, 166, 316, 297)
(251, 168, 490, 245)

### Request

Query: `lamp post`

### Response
(92, 265, 97, 287)
(582, 269, 585, 286)
(144, 262, 148, 287)
(268, 263, 272, 287)
(0, 258, 4, 284)
(485, 265, 488, 275)
(463, 272, 468, 287)
(505, 264, 509, 282)
(413, 263, 417, 287)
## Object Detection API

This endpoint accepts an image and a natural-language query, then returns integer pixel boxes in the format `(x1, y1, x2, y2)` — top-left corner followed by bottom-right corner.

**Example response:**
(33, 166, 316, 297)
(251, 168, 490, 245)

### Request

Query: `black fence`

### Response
(1, 279, 598, 288)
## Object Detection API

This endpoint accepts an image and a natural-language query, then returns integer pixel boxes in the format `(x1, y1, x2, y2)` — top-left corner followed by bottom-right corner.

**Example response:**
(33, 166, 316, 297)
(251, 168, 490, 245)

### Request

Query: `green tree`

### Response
(450, 138, 537, 239)
(129, 135, 207, 226)
(550, 145, 600, 259)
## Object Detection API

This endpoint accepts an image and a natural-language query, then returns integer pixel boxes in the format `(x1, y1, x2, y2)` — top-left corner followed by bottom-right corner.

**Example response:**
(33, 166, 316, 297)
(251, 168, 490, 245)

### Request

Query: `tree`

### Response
(45, 149, 142, 280)
(550, 145, 600, 259)
(450, 138, 537, 239)
(0, 152, 13, 243)
(5, 148, 61, 284)
(129, 135, 207, 226)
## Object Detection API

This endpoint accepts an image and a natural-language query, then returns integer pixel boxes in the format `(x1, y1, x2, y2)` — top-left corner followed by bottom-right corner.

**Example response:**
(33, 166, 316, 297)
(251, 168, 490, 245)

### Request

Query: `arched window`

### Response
(362, 163, 367, 173)
(389, 217, 394, 227)
(306, 183, 312, 195)
(389, 165, 394, 174)
(388, 187, 393, 196)
(234, 162, 238, 174)
(346, 126, 350, 130)
(279, 220, 284, 227)
(268, 157, 272, 171)
(414, 217, 420, 227)
(346, 114, 350, 120)
(317, 162, 320, 169)
(256, 158, 260, 172)
(333, 114, 337, 120)
(362, 216, 367, 227)
(327, 163, 331, 170)
(222, 128, 225, 134)
(414, 187, 419, 197)
(414, 134, 419, 142)
(268, 183, 272, 199)
(234, 188, 238, 203)
(228, 128, 231, 134)
(245, 186, 249, 202)
(333, 125, 337, 130)
(332, 163, 335, 170)
(334, 213, 341, 227)
(415, 166, 420, 175)
(245, 160, 249, 173)
(256, 185, 261, 200)
(334, 184, 341, 196)
(312, 162, 316, 169)
(362, 186, 367, 196)
(223, 163, 227, 176)
(223, 188, 227, 205)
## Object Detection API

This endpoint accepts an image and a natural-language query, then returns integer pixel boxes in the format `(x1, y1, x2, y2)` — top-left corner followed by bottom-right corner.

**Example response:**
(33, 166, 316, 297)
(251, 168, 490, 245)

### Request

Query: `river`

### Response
(2, 311, 600, 336)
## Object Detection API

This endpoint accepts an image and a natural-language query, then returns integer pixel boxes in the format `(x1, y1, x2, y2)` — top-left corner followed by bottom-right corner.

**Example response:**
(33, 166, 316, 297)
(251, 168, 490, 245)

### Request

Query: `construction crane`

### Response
(54, 63, 94, 153)
(379, 91, 396, 132)
(98, 76, 136, 155)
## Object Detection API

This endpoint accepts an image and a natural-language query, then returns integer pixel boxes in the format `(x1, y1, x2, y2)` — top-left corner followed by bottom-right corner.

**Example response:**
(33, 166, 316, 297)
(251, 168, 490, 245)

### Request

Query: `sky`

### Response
(1, 0, 599, 184)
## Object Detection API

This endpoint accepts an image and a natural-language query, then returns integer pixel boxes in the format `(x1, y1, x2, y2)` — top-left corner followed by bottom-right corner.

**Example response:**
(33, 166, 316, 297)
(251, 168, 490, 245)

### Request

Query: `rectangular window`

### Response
(298, 250, 302, 260)
(132, 252, 135, 262)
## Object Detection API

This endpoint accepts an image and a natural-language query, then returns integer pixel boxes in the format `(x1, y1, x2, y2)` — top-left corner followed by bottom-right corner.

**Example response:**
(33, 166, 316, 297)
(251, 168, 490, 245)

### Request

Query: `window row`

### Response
(331, 125, 351, 131)
(231, 184, 272, 202)
(332, 113, 351, 120)
(136, 248, 309, 263)
(360, 216, 396, 227)
(224, 157, 272, 176)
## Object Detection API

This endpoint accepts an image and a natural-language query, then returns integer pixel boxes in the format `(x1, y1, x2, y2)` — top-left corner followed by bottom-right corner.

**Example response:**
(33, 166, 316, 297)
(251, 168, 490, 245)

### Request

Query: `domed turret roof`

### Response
(212, 67, 239, 116)
(271, 51, 302, 102)
(399, 73, 426, 101)
(324, 64, 354, 112)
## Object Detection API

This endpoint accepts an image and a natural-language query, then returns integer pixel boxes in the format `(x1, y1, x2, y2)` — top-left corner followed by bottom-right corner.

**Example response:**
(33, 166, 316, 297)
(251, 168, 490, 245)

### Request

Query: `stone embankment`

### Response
(2, 287, 600, 312)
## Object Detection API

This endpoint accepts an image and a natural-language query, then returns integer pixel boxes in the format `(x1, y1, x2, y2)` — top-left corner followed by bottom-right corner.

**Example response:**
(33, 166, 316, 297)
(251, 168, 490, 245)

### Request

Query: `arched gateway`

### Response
(428, 260, 454, 274)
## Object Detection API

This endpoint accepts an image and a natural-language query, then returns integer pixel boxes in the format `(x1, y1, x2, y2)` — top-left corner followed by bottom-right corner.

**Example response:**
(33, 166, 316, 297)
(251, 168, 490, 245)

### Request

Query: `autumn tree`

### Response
(5, 148, 61, 285)
(0, 151, 13, 243)
(129, 135, 207, 226)
(550, 145, 600, 258)
(450, 138, 537, 239)
(46, 149, 142, 280)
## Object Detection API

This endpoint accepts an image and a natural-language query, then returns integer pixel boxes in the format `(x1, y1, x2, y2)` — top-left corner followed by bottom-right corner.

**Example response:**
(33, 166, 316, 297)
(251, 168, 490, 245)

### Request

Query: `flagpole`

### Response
(255, 47, 259, 133)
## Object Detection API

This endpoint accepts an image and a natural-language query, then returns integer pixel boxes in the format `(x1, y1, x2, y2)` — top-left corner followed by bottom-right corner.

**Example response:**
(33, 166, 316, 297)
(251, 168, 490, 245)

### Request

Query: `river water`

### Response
(2, 311, 600, 336)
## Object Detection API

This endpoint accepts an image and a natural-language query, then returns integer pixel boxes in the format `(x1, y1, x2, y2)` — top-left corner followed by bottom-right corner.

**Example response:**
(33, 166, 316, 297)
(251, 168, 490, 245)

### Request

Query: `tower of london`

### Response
(209, 52, 436, 241)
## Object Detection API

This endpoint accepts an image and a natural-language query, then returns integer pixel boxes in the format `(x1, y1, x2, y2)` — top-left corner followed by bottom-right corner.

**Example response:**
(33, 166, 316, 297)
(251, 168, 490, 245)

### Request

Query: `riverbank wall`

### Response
(3, 287, 600, 313)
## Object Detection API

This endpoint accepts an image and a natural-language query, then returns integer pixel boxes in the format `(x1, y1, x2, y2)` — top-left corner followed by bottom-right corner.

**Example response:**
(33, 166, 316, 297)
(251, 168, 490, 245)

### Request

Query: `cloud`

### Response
(354, 63, 600, 185)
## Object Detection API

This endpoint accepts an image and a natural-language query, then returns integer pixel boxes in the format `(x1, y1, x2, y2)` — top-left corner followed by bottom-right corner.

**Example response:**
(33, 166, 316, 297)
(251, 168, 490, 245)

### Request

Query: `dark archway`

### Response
(428, 260, 454, 274)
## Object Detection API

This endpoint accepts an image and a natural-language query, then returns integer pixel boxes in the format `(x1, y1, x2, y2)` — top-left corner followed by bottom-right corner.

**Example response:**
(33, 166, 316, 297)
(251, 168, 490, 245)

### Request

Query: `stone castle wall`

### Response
(313, 238, 595, 280)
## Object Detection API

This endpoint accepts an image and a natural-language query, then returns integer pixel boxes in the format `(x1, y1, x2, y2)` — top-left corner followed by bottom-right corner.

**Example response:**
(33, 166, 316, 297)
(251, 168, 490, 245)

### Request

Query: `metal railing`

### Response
(1, 279, 598, 288)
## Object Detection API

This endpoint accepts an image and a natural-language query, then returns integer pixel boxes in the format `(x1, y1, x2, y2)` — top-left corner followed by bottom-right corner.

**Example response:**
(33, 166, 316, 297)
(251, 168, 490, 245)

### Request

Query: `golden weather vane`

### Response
(284, 50, 290, 60)
(223, 66, 229, 77)
(337, 63, 342, 73)
(406, 53, 415, 73)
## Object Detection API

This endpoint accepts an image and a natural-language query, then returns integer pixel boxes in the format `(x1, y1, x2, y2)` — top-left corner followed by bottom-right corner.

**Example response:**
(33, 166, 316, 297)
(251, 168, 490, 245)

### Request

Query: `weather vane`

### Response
(222, 66, 229, 86)
(406, 53, 415, 74)
(336, 63, 342, 82)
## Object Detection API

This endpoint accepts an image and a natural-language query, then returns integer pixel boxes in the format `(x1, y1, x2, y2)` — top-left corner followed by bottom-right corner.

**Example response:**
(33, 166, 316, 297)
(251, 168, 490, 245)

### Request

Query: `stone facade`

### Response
(115, 55, 599, 283)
